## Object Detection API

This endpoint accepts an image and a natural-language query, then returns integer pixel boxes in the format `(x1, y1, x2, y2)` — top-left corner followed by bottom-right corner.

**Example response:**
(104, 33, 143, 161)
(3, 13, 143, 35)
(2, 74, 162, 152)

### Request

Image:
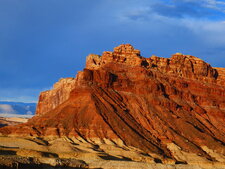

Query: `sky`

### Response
(0, 0, 225, 103)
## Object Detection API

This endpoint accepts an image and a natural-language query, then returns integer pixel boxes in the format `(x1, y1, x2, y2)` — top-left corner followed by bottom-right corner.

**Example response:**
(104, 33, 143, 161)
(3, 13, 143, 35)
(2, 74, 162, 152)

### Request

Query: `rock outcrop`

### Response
(36, 78, 76, 115)
(1, 44, 225, 167)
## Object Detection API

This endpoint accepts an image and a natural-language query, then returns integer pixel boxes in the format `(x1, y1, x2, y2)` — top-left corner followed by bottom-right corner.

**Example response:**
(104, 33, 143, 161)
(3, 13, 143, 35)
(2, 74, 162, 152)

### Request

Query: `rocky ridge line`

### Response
(1, 44, 225, 168)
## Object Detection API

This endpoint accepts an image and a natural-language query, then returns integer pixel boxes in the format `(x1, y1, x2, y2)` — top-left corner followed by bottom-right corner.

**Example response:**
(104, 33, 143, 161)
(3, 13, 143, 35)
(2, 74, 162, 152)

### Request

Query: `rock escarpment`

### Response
(35, 78, 75, 115)
(1, 44, 225, 167)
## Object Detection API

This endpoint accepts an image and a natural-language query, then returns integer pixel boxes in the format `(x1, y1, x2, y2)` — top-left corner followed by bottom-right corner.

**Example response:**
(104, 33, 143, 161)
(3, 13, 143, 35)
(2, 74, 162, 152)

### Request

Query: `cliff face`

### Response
(35, 78, 76, 115)
(1, 44, 225, 165)
(36, 44, 218, 116)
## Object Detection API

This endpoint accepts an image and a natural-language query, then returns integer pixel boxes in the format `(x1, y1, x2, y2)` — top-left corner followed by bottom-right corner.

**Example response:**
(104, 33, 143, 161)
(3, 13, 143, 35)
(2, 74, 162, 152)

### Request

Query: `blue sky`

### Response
(0, 0, 225, 103)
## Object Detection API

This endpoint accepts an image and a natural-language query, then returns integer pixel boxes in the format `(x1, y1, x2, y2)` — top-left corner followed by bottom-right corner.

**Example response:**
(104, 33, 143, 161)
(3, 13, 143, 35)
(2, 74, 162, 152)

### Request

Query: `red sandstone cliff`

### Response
(1, 44, 225, 163)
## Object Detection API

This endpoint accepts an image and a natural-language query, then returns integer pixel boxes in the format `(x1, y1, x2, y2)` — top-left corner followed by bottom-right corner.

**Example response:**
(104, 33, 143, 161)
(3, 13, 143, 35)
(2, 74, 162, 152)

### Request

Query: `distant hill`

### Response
(0, 101, 36, 118)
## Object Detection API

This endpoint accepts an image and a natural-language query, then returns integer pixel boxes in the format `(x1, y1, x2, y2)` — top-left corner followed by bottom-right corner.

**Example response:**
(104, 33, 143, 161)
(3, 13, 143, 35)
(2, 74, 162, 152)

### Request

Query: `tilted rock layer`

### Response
(1, 44, 225, 165)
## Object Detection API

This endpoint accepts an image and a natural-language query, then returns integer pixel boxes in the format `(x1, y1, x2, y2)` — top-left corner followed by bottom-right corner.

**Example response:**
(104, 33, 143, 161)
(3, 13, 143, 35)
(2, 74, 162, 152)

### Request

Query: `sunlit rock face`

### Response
(1, 44, 225, 166)
(35, 78, 76, 115)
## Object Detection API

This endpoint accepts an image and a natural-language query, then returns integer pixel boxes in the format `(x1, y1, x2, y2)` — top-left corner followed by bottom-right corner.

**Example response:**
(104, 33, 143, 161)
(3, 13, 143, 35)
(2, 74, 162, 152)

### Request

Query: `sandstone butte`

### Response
(1, 44, 225, 168)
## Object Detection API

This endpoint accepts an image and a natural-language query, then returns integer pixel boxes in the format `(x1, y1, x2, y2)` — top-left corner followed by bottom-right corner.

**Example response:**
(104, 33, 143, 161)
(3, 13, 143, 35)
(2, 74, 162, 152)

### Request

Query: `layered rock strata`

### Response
(1, 44, 225, 167)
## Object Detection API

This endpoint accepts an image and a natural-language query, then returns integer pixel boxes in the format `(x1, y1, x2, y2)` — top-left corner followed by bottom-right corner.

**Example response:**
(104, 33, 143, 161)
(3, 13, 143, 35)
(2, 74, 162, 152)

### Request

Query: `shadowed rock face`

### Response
(1, 44, 225, 164)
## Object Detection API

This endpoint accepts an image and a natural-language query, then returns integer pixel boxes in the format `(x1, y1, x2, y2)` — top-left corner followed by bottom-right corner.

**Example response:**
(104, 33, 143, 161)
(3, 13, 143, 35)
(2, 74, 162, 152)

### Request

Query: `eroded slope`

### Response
(0, 44, 225, 168)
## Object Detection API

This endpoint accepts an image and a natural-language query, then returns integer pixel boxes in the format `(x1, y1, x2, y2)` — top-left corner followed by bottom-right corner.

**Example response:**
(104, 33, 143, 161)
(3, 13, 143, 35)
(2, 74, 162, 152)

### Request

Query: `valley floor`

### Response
(0, 117, 28, 127)
(0, 136, 224, 169)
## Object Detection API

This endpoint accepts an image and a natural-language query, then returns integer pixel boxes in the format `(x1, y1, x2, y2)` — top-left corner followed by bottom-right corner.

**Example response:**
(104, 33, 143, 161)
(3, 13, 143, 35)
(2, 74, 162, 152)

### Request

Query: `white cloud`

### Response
(118, 6, 151, 22)
(182, 19, 225, 45)
(115, 0, 225, 47)
(26, 111, 33, 115)
(182, 0, 225, 12)
(0, 104, 16, 114)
